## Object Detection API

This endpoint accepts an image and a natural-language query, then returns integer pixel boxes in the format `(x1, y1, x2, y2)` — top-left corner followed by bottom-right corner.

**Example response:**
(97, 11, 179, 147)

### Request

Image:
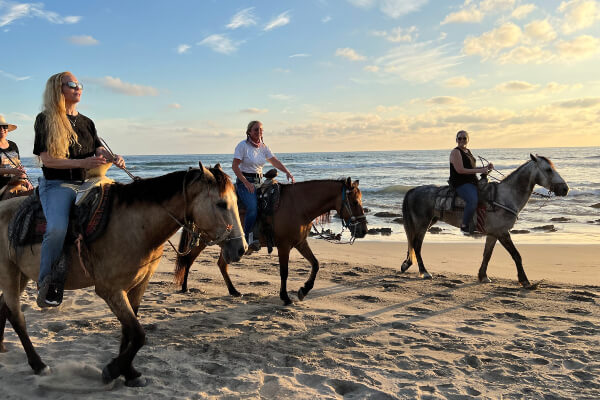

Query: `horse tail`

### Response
(402, 188, 416, 261)
(174, 230, 192, 286)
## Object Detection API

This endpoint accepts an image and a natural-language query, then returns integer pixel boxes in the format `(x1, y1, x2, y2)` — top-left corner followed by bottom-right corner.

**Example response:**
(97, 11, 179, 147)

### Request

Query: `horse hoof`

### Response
(400, 262, 411, 273)
(479, 276, 492, 284)
(230, 290, 242, 297)
(125, 376, 148, 387)
(35, 365, 51, 376)
(297, 288, 305, 301)
(102, 364, 119, 384)
(419, 272, 432, 280)
(522, 281, 539, 290)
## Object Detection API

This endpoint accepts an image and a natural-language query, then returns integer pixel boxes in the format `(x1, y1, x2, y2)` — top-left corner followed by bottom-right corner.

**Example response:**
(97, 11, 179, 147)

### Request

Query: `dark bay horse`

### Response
(401, 154, 569, 287)
(175, 178, 368, 305)
(0, 164, 245, 386)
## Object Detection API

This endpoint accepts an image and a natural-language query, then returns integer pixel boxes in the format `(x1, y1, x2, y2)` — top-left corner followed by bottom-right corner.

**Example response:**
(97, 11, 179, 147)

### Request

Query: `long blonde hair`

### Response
(42, 72, 79, 158)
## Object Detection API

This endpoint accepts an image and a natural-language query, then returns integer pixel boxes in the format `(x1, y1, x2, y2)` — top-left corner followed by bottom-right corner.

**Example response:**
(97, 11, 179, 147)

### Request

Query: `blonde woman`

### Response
(33, 71, 125, 307)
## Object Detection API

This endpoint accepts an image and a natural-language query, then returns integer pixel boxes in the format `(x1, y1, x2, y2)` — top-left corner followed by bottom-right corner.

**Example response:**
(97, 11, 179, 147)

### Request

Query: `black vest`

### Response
(449, 147, 477, 187)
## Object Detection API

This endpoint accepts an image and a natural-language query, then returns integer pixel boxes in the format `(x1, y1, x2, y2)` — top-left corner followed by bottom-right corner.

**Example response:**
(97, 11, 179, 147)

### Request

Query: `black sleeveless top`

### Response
(449, 147, 477, 187)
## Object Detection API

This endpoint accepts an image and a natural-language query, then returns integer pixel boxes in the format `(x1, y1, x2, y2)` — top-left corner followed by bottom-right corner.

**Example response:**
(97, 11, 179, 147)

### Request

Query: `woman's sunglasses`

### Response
(457, 137, 467, 141)
(0, 125, 8, 130)
(63, 81, 83, 90)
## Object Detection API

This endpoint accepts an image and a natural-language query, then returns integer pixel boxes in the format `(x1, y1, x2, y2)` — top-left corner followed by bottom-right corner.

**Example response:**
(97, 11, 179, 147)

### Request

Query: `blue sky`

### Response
(1, 0, 599, 156)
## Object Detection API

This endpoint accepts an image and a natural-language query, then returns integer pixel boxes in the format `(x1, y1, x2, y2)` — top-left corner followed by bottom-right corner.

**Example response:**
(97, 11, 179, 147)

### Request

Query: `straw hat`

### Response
(0, 115, 17, 132)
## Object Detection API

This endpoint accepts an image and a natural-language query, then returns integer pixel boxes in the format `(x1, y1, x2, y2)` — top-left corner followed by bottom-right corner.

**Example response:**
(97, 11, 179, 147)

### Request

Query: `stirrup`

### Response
(36, 277, 61, 308)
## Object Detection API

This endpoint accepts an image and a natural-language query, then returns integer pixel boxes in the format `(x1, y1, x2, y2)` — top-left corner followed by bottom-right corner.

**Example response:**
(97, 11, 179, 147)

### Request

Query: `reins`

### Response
(0, 147, 34, 188)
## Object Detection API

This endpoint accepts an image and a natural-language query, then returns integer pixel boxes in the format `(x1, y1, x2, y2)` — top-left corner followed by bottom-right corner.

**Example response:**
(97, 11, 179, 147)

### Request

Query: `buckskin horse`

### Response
(0, 163, 245, 386)
(175, 178, 368, 305)
(401, 154, 568, 288)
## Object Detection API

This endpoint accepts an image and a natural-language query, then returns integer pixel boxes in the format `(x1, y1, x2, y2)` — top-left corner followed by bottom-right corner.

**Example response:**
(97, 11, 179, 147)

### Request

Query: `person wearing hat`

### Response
(0, 114, 32, 196)
(33, 71, 126, 307)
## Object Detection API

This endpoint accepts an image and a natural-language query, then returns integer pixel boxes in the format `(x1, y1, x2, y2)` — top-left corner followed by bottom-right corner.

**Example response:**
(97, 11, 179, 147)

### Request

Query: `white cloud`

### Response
(241, 108, 268, 114)
(176, 44, 191, 54)
(441, 0, 515, 24)
(373, 26, 418, 43)
(497, 45, 554, 63)
(91, 76, 159, 96)
(335, 47, 366, 61)
(512, 4, 536, 19)
(555, 34, 600, 59)
(364, 65, 380, 72)
(463, 22, 522, 59)
(168, 103, 182, 109)
(558, 0, 600, 34)
(525, 20, 556, 42)
(373, 42, 464, 83)
(269, 94, 293, 100)
(0, 69, 30, 81)
(67, 35, 99, 46)
(347, 0, 428, 19)
(0, 2, 80, 27)
(443, 76, 473, 88)
(322, 16, 332, 23)
(441, 7, 483, 24)
(264, 11, 291, 31)
(226, 7, 257, 29)
(495, 80, 539, 91)
(289, 53, 310, 58)
(198, 34, 238, 54)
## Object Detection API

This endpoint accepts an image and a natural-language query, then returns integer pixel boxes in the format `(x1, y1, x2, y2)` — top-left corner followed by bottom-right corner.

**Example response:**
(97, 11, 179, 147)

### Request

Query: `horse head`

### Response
(530, 154, 569, 197)
(340, 177, 368, 238)
(188, 162, 247, 263)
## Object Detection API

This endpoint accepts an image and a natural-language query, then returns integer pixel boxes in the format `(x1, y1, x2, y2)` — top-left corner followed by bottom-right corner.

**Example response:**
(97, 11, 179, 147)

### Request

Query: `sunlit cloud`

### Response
(497, 45, 554, 64)
(425, 96, 463, 105)
(512, 4, 536, 19)
(198, 34, 238, 54)
(554, 97, 600, 108)
(525, 20, 556, 42)
(364, 65, 380, 72)
(555, 35, 600, 60)
(443, 76, 473, 88)
(0, 2, 81, 27)
(176, 44, 191, 54)
(347, 0, 429, 19)
(264, 11, 291, 31)
(241, 108, 268, 114)
(226, 7, 257, 29)
(289, 53, 310, 58)
(558, 0, 600, 34)
(90, 76, 159, 96)
(67, 35, 99, 46)
(372, 26, 418, 43)
(335, 47, 366, 61)
(168, 103, 182, 109)
(0, 69, 30, 81)
(495, 80, 539, 91)
(441, 0, 515, 24)
(463, 22, 522, 59)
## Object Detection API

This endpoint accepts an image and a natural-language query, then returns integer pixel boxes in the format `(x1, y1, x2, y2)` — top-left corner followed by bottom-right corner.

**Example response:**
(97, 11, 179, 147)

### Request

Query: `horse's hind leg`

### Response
(478, 235, 497, 283)
(1, 271, 48, 374)
(413, 230, 432, 279)
(400, 249, 414, 272)
(277, 245, 293, 306)
(498, 233, 531, 287)
(217, 251, 241, 297)
(0, 273, 29, 353)
(294, 240, 319, 301)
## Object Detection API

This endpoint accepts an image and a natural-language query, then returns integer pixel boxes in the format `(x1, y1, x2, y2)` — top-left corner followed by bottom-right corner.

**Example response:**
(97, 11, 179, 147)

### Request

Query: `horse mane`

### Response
(501, 156, 553, 183)
(112, 167, 232, 205)
(279, 178, 346, 224)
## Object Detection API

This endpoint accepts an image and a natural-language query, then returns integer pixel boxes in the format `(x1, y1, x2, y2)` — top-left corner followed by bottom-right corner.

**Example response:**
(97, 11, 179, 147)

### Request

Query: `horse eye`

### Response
(216, 201, 228, 210)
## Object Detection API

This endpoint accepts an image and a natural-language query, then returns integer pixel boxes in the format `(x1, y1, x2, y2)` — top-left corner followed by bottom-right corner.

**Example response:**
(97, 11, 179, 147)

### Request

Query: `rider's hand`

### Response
(12, 167, 26, 178)
(244, 179, 255, 193)
(286, 172, 295, 183)
(487, 163, 494, 171)
(81, 155, 107, 169)
(112, 154, 126, 169)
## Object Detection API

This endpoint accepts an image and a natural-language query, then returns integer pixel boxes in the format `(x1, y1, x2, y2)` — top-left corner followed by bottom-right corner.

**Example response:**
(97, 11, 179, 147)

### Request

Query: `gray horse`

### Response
(401, 154, 569, 288)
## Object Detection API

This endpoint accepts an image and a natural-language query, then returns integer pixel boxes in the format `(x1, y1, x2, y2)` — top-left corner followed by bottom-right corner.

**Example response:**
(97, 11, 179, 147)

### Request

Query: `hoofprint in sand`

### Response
(1, 243, 599, 399)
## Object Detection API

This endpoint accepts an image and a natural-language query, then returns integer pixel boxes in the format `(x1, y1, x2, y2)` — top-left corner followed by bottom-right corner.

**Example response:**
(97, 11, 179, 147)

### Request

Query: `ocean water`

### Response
(20, 147, 600, 244)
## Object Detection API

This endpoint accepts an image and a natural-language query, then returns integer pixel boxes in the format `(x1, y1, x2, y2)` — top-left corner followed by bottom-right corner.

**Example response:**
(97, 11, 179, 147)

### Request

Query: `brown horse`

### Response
(0, 164, 245, 386)
(175, 177, 368, 305)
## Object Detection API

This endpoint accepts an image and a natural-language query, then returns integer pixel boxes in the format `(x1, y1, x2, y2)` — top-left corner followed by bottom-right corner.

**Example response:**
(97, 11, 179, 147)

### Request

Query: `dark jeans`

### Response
(456, 183, 478, 228)
(236, 179, 259, 241)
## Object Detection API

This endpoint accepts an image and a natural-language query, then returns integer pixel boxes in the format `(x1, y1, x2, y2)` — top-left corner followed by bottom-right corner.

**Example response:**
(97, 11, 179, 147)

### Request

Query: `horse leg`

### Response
(217, 251, 241, 297)
(498, 233, 531, 287)
(413, 230, 432, 280)
(1, 272, 48, 374)
(278, 246, 293, 306)
(178, 245, 204, 293)
(0, 273, 29, 353)
(478, 235, 497, 283)
(400, 249, 413, 272)
(98, 288, 147, 387)
(294, 240, 319, 301)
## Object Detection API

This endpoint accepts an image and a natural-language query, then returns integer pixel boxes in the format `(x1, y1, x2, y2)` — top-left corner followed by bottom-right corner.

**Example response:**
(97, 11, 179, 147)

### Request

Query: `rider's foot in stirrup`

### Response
(460, 225, 470, 236)
(36, 277, 61, 308)
(245, 232, 261, 255)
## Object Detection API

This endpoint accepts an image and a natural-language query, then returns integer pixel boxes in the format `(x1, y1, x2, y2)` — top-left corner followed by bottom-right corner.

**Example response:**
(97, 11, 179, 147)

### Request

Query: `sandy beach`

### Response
(1, 238, 599, 399)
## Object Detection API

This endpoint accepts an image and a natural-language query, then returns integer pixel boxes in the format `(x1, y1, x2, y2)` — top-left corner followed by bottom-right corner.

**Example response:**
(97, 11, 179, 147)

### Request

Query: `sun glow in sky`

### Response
(1, 0, 599, 156)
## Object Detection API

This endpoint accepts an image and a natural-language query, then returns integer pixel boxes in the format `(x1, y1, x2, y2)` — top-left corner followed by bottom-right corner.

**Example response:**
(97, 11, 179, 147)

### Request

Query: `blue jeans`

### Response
(456, 183, 478, 228)
(38, 177, 79, 284)
(236, 180, 258, 241)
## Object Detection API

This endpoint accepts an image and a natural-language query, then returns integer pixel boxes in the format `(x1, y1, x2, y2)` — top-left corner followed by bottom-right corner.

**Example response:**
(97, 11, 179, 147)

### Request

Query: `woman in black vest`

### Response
(449, 130, 493, 235)
(0, 115, 33, 197)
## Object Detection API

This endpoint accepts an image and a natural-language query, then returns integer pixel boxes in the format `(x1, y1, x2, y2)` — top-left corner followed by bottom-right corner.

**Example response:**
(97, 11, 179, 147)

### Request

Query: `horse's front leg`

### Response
(217, 251, 241, 297)
(98, 287, 147, 387)
(478, 235, 497, 283)
(498, 233, 531, 287)
(277, 245, 293, 305)
(294, 240, 319, 301)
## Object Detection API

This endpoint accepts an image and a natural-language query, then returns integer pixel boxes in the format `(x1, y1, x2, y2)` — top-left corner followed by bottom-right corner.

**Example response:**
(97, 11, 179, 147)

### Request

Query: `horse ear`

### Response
(353, 179, 359, 187)
(198, 161, 203, 169)
(530, 153, 538, 162)
(198, 161, 205, 176)
(214, 163, 221, 170)
(345, 177, 352, 187)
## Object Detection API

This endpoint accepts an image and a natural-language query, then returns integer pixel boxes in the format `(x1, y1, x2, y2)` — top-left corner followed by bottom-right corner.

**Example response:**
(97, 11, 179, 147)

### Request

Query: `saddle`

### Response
(433, 175, 498, 233)
(237, 168, 281, 253)
(7, 182, 114, 303)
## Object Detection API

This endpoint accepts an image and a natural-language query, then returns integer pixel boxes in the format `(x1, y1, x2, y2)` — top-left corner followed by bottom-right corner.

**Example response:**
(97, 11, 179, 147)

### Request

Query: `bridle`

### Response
(164, 168, 239, 256)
